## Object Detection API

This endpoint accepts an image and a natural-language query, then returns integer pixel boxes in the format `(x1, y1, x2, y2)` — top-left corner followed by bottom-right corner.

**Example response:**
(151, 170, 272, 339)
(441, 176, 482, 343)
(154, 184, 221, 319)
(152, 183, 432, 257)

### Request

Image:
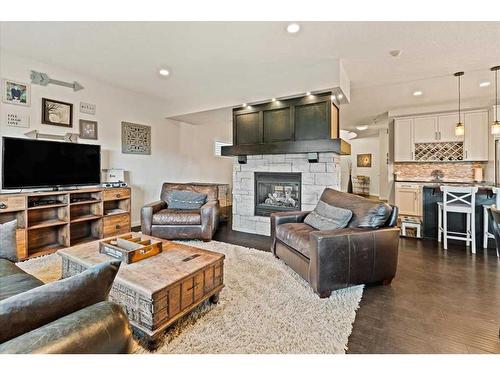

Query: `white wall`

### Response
(0, 51, 232, 226)
(343, 136, 380, 197)
(175, 120, 233, 185)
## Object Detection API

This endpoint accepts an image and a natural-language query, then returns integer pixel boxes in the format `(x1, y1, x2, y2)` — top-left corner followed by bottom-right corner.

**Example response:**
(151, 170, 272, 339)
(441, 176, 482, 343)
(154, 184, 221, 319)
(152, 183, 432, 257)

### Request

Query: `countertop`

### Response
(395, 180, 500, 189)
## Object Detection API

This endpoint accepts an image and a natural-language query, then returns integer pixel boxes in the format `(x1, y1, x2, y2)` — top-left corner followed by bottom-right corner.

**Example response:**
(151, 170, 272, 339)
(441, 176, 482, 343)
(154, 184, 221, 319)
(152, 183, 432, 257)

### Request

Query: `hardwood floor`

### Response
(212, 220, 500, 354)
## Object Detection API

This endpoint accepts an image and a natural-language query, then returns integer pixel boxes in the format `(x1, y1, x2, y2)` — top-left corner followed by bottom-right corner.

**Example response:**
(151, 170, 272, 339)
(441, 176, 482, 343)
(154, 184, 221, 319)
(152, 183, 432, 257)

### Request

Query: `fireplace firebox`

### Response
(254, 172, 301, 217)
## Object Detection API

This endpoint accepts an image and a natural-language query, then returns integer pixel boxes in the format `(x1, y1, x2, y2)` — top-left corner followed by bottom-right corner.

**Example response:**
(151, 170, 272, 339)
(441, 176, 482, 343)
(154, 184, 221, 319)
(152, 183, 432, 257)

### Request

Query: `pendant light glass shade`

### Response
(491, 66, 500, 135)
(454, 72, 465, 136)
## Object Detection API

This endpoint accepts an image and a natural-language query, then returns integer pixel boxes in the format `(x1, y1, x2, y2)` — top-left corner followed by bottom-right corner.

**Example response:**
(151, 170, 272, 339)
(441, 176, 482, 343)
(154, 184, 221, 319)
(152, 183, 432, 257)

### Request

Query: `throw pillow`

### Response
(0, 219, 18, 262)
(165, 190, 208, 210)
(0, 260, 121, 344)
(304, 200, 353, 231)
(356, 202, 393, 228)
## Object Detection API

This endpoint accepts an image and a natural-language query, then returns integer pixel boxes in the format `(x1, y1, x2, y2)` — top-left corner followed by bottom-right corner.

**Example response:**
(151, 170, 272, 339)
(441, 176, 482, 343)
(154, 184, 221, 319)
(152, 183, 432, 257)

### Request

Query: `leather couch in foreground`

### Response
(0, 259, 132, 354)
(141, 183, 220, 241)
(271, 188, 400, 298)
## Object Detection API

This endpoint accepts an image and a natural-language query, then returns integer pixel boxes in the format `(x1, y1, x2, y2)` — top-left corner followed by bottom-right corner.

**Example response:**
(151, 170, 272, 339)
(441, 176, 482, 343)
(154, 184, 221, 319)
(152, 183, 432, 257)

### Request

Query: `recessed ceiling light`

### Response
(337, 94, 344, 100)
(159, 68, 170, 77)
(480, 81, 491, 87)
(306, 91, 311, 96)
(242, 103, 247, 107)
(286, 23, 300, 34)
(413, 90, 423, 96)
(271, 98, 276, 102)
(356, 125, 368, 131)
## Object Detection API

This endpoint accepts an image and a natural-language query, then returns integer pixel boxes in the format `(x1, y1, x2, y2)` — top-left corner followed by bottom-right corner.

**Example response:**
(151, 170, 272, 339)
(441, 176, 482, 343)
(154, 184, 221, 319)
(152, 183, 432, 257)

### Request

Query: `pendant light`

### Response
(454, 71, 465, 136)
(491, 66, 500, 135)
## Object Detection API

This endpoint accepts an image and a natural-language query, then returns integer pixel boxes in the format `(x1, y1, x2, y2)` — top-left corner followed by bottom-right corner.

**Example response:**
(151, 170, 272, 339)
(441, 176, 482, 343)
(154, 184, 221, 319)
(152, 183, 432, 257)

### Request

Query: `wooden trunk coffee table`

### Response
(57, 233, 224, 349)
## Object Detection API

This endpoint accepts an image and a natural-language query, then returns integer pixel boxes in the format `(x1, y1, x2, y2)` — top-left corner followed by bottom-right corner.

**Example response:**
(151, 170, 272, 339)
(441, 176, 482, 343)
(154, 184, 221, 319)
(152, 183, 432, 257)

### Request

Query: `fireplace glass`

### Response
(254, 172, 301, 217)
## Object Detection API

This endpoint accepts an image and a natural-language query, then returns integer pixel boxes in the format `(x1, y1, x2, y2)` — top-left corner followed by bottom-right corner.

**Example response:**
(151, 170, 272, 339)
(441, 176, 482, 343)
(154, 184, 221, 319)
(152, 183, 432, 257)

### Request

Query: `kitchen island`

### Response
(396, 180, 498, 248)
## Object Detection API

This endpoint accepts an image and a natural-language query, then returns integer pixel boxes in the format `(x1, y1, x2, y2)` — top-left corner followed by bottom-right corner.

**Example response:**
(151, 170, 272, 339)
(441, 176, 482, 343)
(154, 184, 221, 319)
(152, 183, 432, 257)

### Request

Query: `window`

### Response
(214, 140, 232, 156)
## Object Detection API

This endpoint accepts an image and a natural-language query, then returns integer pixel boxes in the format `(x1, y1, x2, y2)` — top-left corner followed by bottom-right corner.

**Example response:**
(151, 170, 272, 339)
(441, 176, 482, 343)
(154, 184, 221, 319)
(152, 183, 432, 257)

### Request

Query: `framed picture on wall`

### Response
(2, 79, 30, 106)
(79, 119, 98, 140)
(357, 153, 372, 168)
(42, 98, 73, 127)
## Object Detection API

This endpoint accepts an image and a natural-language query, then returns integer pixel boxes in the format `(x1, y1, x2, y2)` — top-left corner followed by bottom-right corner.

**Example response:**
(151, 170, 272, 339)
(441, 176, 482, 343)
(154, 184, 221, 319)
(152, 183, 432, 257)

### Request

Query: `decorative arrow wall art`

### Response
(30, 70, 84, 91)
(25, 130, 79, 143)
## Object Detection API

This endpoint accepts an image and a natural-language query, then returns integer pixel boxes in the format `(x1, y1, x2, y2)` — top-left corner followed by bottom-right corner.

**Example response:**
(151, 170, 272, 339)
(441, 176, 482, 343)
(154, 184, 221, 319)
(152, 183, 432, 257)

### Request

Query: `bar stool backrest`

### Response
(492, 187, 500, 207)
(439, 186, 478, 209)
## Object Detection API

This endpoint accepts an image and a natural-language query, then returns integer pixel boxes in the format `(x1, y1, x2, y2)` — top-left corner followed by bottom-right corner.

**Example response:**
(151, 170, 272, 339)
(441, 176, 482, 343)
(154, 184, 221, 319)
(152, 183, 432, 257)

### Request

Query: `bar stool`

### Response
(482, 187, 500, 249)
(486, 206, 500, 258)
(438, 186, 478, 253)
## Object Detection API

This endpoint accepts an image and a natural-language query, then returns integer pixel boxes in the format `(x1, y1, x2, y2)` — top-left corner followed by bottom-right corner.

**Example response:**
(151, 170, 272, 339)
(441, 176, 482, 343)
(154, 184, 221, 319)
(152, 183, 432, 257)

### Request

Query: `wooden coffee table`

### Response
(57, 233, 224, 349)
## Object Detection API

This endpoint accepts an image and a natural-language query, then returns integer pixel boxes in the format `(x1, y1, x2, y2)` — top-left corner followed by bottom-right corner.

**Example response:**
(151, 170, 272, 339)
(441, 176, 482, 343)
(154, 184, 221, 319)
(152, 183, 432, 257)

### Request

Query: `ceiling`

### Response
(1, 21, 500, 131)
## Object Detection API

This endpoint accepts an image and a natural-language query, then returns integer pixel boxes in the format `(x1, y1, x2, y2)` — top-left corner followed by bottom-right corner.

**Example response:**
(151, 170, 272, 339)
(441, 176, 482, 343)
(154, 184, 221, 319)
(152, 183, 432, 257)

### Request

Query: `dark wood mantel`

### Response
(221, 91, 351, 156)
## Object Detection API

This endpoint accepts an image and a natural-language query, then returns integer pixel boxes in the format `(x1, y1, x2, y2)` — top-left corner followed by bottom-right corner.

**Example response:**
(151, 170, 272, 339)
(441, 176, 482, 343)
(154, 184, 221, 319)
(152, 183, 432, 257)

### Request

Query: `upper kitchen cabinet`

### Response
(438, 113, 464, 142)
(414, 117, 438, 143)
(393, 109, 488, 162)
(394, 118, 414, 161)
(464, 110, 489, 161)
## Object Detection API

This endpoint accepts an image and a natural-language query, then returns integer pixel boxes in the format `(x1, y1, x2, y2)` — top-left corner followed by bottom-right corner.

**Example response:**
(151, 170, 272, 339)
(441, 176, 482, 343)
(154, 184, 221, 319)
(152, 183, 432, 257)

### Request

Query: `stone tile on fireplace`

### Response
(310, 163, 326, 173)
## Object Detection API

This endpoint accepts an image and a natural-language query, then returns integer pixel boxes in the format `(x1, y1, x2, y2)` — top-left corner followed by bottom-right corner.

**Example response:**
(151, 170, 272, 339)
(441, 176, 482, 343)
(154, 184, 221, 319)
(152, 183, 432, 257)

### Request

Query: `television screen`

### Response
(2, 137, 101, 189)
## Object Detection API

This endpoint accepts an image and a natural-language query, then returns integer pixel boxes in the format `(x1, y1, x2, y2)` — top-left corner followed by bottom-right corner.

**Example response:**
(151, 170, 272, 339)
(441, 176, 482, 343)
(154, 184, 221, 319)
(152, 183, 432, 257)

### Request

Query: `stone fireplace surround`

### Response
(232, 152, 341, 236)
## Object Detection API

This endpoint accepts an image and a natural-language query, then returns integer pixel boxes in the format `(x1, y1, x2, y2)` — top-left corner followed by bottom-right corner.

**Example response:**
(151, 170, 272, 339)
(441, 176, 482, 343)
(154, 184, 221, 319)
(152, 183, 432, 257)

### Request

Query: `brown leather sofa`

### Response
(271, 188, 400, 298)
(0, 259, 132, 354)
(141, 183, 220, 241)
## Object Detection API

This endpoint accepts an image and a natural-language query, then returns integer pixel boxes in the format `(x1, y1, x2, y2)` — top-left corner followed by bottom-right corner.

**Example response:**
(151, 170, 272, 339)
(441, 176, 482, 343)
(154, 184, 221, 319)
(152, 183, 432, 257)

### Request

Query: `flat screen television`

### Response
(2, 137, 101, 189)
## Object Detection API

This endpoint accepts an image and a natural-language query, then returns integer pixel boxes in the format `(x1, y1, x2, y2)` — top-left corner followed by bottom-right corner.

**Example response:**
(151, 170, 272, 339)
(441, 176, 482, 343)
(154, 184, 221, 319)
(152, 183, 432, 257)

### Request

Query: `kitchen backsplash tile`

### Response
(394, 162, 487, 182)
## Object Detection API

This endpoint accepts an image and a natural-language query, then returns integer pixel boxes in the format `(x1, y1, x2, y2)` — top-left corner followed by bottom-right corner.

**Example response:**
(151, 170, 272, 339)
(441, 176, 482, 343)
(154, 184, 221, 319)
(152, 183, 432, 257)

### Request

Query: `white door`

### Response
(464, 111, 489, 161)
(413, 116, 438, 143)
(394, 119, 414, 161)
(438, 113, 464, 142)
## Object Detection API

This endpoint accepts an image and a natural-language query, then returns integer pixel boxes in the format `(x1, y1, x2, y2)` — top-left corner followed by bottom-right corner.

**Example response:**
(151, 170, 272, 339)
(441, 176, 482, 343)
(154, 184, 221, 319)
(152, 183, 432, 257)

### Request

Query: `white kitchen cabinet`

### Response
(413, 116, 438, 143)
(438, 113, 465, 142)
(395, 183, 422, 217)
(394, 119, 414, 162)
(464, 111, 489, 161)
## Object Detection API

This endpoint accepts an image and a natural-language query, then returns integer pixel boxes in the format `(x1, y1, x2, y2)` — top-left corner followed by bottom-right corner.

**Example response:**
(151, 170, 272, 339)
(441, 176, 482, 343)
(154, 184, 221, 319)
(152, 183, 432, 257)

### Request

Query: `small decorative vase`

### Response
(347, 174, 353, 193)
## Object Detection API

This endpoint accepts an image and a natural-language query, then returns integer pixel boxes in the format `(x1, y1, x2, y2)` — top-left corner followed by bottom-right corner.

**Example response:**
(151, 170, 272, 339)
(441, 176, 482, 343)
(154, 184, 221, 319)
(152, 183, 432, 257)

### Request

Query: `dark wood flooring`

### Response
(212, 220, 500, 354)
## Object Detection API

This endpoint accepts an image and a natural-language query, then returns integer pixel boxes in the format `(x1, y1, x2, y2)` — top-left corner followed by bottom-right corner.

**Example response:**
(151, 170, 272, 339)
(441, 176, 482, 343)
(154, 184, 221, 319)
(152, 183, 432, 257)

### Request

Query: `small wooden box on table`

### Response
(58, 234, 224, 350)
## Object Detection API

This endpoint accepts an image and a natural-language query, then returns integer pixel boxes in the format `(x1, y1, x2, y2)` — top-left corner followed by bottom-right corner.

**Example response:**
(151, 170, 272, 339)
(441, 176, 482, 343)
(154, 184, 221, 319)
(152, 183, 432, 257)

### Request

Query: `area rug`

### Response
(16, 240, 363, 354)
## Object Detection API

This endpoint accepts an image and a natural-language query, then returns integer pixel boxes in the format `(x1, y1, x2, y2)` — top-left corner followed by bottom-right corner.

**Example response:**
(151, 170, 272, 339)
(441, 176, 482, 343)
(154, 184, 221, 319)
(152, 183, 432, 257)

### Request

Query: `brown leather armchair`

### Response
(271, 188, 400, 298)
(141, 183, 220, 241)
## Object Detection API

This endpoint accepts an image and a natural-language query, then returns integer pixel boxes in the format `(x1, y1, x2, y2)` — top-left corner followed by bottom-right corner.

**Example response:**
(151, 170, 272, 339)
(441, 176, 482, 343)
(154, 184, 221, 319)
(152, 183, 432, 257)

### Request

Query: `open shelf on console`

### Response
(70, 219, 102, 246)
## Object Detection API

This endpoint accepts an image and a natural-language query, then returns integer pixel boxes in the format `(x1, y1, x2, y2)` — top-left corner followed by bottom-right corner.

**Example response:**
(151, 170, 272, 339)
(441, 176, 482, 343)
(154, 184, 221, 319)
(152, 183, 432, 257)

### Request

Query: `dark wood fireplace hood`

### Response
(221, 91, 350, 157)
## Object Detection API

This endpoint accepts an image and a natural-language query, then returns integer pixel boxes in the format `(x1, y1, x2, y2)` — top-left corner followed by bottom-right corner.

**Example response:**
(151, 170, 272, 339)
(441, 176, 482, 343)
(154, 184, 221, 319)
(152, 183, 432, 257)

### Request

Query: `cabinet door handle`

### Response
(116, 194, 121, 198)
(115, 224, 121, 229)
(435, 131, 438, 140)
(0, 203, 7, 209)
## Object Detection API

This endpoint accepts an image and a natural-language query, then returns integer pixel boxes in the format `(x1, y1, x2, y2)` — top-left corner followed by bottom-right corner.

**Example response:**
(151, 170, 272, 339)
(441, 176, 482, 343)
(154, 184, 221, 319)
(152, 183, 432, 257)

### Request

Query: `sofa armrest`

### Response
(270, 211, 310, 254)
(141, 200, 166, 235)
(200, 200, 220, 240)
(308, 227, 400, 296)
(0, 301, 132, 354)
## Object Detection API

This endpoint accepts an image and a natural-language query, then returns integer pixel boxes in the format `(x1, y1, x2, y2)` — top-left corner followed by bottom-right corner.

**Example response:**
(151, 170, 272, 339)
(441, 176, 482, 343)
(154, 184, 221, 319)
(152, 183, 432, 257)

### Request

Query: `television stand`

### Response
(0, 187, 131, 260)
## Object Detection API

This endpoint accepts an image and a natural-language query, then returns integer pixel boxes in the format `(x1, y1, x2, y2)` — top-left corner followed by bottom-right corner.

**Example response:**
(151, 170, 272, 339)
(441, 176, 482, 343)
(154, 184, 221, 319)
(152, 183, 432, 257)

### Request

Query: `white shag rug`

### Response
(16, 240, 363, 354)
